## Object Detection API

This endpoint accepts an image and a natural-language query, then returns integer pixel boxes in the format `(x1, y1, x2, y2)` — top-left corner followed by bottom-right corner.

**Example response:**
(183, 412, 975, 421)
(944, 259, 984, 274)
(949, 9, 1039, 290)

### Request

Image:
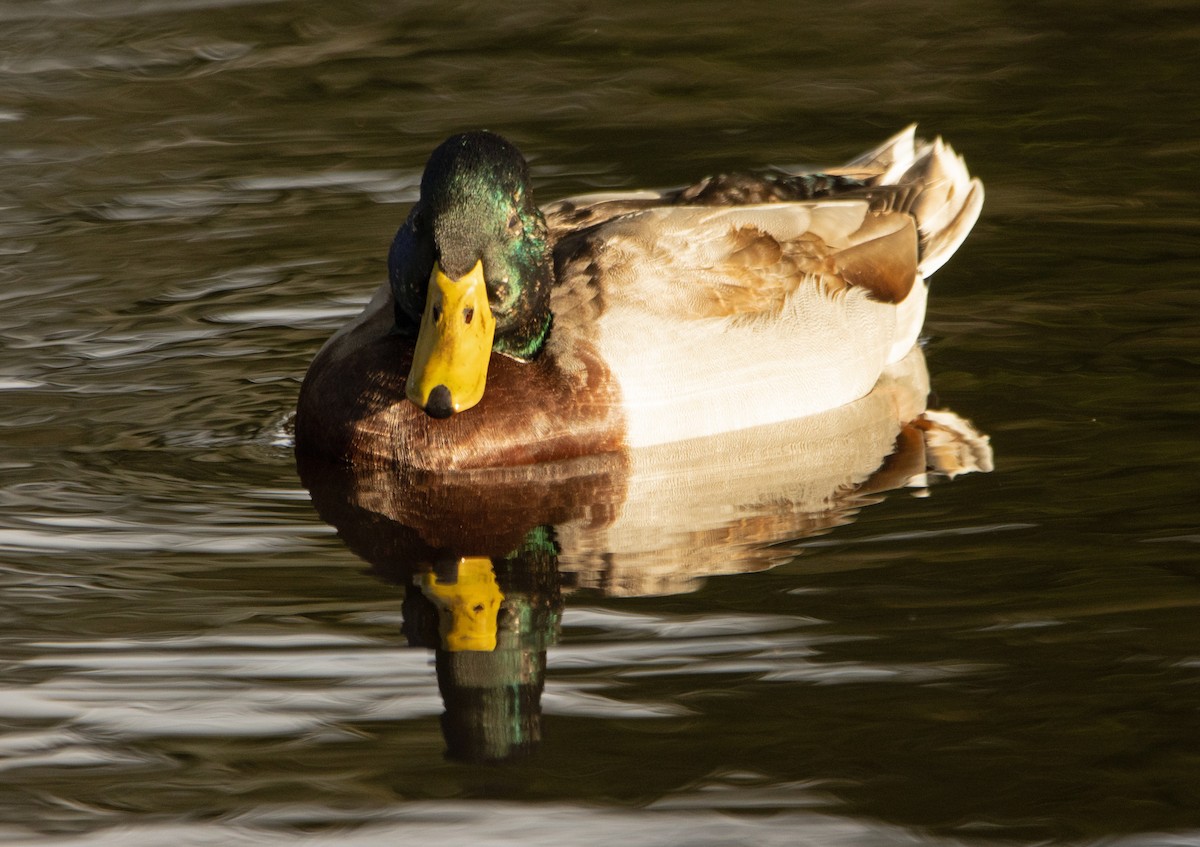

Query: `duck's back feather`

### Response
(549, 202, 914, 447)
(541, 126, 982, 448)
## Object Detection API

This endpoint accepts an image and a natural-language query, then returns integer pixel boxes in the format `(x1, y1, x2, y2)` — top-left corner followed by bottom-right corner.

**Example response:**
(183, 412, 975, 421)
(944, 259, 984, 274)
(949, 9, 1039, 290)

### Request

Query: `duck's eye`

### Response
(507, 212, 521, 233)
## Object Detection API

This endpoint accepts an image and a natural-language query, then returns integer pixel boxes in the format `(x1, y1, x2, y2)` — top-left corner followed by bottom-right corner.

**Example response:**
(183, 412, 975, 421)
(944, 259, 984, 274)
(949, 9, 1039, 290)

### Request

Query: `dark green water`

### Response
(2, 1, 1198, 844)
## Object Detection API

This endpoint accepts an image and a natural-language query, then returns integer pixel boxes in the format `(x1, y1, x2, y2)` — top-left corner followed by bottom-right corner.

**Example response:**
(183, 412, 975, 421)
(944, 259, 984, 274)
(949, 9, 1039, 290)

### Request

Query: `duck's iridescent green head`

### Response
(389, 131, 553, 418)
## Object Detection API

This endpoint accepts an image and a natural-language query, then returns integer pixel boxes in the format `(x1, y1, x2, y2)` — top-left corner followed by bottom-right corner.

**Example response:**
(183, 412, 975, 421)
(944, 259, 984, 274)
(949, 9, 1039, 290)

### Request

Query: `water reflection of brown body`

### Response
(297, 347, 992, 762)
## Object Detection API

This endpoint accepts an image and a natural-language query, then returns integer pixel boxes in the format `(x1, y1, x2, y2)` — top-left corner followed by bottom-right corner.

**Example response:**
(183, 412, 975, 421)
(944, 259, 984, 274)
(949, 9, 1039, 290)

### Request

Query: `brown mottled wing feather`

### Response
(827, 212, 919, 304)
(544, 193, 670, 240)
(687, 223, 807, 319)
(551, 201, 920, 325)
(545, 124, 975, 329)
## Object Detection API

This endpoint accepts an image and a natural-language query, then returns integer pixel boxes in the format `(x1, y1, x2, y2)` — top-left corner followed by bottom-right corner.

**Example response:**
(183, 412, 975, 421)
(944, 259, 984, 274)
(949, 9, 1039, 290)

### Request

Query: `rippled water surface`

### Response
(2, 1, 1199, 844)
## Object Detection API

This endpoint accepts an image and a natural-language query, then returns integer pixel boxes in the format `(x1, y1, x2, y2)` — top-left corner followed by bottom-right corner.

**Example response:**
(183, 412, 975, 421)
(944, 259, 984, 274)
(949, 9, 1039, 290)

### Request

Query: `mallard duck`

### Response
(295, 125, 983, 470)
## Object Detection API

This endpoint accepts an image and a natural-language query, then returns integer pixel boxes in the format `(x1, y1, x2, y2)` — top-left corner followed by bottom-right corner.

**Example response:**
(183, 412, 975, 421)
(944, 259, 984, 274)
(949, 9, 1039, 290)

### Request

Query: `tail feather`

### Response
(844, 127, 983, 277)
(917, 175, 983, 276)
(843, 124, 917, 179)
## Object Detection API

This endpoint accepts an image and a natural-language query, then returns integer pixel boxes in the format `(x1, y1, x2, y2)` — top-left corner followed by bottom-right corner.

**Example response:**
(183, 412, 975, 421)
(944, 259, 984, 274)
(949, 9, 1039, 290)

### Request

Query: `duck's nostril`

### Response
(463, 306, 474, 324)
(424, 384, 453, 419)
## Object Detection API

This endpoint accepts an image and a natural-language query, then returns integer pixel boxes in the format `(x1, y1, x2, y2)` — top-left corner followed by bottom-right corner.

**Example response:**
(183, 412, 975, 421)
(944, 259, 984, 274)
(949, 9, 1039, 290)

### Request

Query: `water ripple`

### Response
(0, 801, 1004, 847)
(558, 609, 983, 686)
(9, 636, 442, 739)
(0, 727, 170, 774)
(0, 523, 329, 555)
(11, 800, 1188, 847)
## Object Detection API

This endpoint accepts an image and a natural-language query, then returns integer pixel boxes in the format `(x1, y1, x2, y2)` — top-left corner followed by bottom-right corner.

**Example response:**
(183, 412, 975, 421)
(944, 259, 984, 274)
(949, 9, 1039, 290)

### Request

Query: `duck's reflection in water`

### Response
(297, 348, 992, 762)
(404, 547, 559, 762)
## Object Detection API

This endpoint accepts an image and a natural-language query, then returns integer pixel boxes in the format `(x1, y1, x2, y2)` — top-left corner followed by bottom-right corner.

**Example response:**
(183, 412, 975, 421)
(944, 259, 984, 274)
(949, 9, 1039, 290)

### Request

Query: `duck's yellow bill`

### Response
(406, 259, 495, 418)
(418, 557, 505, 652)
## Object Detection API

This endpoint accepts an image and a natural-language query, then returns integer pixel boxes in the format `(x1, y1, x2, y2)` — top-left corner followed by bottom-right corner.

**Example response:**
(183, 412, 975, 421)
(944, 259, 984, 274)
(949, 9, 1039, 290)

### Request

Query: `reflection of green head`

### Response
(418, 557, 505, 652)
(406, 526, 564, 762)
(493, 525, 561, 652)
(437, 648, 546, 763)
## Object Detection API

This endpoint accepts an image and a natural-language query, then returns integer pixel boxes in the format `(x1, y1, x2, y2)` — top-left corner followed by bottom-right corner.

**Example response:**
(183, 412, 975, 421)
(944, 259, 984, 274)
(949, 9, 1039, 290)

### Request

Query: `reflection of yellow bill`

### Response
(419, 557, 505, 652)
(406, 259, 495, 417)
